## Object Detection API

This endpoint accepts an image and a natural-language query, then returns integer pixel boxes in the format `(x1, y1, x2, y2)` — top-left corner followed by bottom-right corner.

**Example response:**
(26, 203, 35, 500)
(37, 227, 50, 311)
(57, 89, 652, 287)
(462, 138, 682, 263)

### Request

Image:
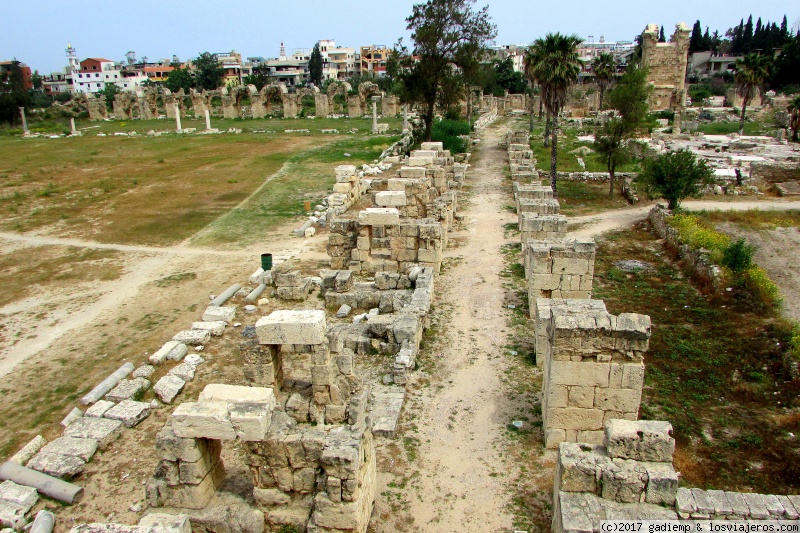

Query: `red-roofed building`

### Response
(0, 61, 33, 90)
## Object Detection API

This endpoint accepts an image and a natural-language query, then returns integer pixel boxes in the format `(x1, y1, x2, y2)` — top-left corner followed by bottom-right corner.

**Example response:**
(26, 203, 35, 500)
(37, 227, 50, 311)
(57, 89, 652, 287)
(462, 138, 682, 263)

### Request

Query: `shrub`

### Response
(742, 266, 782, 308)
(431, 119, 470, 153)
(640, 149, 714, 209)
(668, 214, 730, 252)
(722, 238, 754, 272)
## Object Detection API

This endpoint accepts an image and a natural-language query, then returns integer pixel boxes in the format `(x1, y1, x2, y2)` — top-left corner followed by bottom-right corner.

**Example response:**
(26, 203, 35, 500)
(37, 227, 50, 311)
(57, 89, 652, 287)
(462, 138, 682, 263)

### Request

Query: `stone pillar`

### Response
(70, 118, 76, 133)
(538, 299, 651, 448)
(204, 109, 211, 131)
(371, 96, 380, 133)
(19, 107, 28, 134)
(403, 105, 409, 132)
(174, 104, 182, 132)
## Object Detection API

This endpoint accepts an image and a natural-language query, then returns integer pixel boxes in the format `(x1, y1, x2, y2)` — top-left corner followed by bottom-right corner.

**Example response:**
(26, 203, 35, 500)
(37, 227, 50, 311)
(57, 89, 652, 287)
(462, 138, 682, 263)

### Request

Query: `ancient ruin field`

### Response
(0, 122, 401, 461)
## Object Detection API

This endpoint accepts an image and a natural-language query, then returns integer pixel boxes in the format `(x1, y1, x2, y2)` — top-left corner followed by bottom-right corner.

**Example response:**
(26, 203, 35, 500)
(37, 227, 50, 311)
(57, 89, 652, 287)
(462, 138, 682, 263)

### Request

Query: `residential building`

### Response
(360, 45, 389, 77)
(688, 52, 741, 79)
(215, 50, 252, 86)
(263, 43, 310, 86)
(487, 45, 526, 72)
(318, 40, 357, 80)
(577, 35, 635, 76)
(0, 61, 33, 90)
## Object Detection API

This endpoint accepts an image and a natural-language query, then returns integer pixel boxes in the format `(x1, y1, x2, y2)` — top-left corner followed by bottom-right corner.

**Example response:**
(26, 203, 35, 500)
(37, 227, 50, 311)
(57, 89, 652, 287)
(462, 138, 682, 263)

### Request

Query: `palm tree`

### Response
(734, 53, 771, 136)
(788, 95, 800, 142)
(524, 43, 548, 140)
(528, 33, 583, 195)
(592, 52, 616, 111)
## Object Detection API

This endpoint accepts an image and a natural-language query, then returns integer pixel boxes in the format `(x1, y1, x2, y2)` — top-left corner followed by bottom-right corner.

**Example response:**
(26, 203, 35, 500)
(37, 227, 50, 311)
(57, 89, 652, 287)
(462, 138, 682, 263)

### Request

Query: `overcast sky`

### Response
(3, 0, 796, 74)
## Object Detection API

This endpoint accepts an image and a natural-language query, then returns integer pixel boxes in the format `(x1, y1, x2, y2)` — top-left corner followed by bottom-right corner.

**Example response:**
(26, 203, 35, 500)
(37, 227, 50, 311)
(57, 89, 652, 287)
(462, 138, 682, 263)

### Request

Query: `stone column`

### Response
(174, 104, 182, 132)
(371, 96, 380, 133)
(204, 109, 211, 131)
(19, 107, 28, 134)
(402, 105, 409, 132)
(70, 118, 77, 133)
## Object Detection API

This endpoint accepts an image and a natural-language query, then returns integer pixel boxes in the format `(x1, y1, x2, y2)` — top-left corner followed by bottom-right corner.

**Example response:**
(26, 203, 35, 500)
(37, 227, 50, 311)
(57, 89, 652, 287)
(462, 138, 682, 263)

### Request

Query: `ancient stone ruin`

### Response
(641, 23, 691, 129)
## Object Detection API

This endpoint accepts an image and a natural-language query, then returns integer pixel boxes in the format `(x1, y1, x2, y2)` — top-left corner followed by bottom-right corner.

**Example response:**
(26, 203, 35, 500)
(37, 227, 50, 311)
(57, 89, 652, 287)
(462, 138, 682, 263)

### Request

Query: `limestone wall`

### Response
(641, 23, 691, 115)
(525, 238, 595, 308)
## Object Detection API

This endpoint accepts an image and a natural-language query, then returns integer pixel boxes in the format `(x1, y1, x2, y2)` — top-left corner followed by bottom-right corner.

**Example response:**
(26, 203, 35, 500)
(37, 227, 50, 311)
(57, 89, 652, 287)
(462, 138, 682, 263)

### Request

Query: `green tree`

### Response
(527, 33, 583, 195)
(309, 43, 323, 87)
(165, 67, 194, 93)
(31, 70, 42, 91)
(788, 95, 800, 142)
(595, 65, 652, 197)
(592, 52, 615, 111)
(493, 57, 527, 94)
(640, 149, 713, 209)
(772, 31, 800, 89)
(98, 83, 120, 110)
(689, 21, 704, 52)
(193, 52, 223, 90)
(659, 26, 667, 43)
(734, 53, 771, 135)
(524, 42, 551, 142)
(397, 0, 497, 141)
(0, 60, 31, 125)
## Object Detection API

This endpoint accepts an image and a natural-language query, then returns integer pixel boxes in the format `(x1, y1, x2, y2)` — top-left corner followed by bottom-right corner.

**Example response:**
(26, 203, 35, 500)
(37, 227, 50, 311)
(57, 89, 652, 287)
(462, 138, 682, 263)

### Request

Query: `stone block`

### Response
(103, 400, 151, 428)
(172, 329, 211, 345)
(375, 191, 407, 207)
(358, 208, 400, 226)
(105, 377, 150, 402)
(692, 488, 716, 517)
(675, 487, 695, 518)
(0, 499, 26, 530)
(40, 436, 98, 461)
(156, 423, 215, 463)
(256, 310, 327, 345)
(85, 400, 115, 418)
(549, 361, 610, 387)
(547, 407, 604, 431)
(601, 460, 647, 503)
(154, 375, 186, 404)
(63, 417, 123, 449)
(156, 461, 224, 509)
(137, 513, 192, 533)
(191, 321, 227, 336)
(778, 495, 799, 519)
(229, 403, 272, 441)
(202, 306, 236, 323)
(621, 362, 645, 389)
(132, 365, 155, 378)
(178, 450, 220, 485)
(172, 401, 236, 440)
(604, 419, 675, 462)
(27, 452, 85, 479)
(593, 388, 642, 413)
(725, 491, 750, 518)
(645, 463, 679, 505)
(742, 492, 769, 519)
(420, 142, 443, 151)
(568, 387, 595, 409)
(198, 384, 276, 407)
(312, 493, 358, 530)
(0, 480, 37, 512)
(150, 341, 188, 364)
(707, 489, 733, 517)
(169, 363, 196, 382)
(556, 442, 608, 493)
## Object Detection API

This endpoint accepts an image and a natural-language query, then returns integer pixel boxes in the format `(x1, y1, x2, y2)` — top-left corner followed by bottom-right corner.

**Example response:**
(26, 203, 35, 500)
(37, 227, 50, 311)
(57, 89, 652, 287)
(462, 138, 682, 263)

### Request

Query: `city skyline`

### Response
(2, 0, 796, 73)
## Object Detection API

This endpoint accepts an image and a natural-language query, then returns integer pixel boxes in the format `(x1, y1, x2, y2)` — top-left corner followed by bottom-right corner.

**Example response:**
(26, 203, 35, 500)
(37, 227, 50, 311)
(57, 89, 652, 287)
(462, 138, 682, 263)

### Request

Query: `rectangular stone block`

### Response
(172, 401, 236, 440)
(547, 407, 604, 431)
(172, 329, 211, 345)
(420, 142, 443, 151)
(150, 341, 188, 364)
(621, 362, 645, 389)
(256, 310, 327, 345)
(593, 388, 642, 413)
(358, 208, 400, 226)
(63, 417, 123, 449)
(375, 191, 407, 207)
(202, 306, 236, 323)
(198, 384, 276, 408)
(229, 403, 272, 441)
(645, 463, 679, 505)
(604, 419, 675, 462)
(191, 321, 227, 336)
(549, 360, 610, 388)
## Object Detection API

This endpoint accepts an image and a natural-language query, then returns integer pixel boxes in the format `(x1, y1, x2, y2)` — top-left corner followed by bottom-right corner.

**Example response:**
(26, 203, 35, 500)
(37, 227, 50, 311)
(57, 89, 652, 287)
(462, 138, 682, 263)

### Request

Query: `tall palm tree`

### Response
(528, 33, 583, 195)
(592, 52, 616, 111)
(734, 53, 771, 136)
(788, 95, 800, 142)
(524, 43, 549, 140)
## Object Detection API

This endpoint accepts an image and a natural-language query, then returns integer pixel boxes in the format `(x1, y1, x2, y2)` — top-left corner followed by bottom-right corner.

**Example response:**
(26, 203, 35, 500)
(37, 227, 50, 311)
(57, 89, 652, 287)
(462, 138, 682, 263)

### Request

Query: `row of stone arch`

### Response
(108, 82, 401, 121)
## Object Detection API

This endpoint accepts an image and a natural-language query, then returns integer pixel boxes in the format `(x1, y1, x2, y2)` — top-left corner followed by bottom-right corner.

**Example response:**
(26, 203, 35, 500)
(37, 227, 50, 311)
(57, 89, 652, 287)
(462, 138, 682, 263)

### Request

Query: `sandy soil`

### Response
(371, 121, 539, 533)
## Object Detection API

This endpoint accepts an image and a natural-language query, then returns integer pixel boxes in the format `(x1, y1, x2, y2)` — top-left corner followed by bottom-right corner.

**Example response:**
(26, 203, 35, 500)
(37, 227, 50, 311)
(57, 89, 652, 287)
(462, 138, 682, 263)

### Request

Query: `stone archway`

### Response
(327, 82, 352, 115)
(113, 91, 137, 120)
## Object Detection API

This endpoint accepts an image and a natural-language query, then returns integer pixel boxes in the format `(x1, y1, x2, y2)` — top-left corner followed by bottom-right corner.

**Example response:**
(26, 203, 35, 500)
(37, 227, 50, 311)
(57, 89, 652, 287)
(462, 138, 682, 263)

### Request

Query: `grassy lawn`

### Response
(191, 135, 400, 248)
(555, 180, 636, 217)
(3, 116, 403, 137)
(0, 126, 398, 246)
(528, 124, 642, 174)
(696, 121, 770, 136)
(593, 223, 800, 494)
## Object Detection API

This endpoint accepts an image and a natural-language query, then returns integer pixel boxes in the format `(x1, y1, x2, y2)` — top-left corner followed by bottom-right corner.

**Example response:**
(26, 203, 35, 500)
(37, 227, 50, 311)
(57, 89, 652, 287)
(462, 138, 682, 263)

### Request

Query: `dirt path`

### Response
(569, 200, 800, 238)
(374, 120, 521, 532)
(0, 226, 329, 379)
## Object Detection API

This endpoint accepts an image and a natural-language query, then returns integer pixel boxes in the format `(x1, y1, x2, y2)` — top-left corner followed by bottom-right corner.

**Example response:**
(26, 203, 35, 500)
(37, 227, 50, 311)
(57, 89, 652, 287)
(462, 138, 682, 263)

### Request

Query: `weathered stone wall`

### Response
(641, 23, 691, 116)
(525, 238, 596, 309)
(750, 160, 800, 183)
(537, 298, 650, 448)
